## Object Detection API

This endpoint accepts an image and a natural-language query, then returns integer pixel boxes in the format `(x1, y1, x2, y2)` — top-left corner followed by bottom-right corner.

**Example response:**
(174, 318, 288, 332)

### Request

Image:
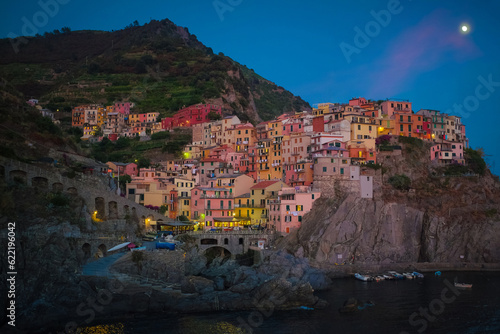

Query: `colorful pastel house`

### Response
(380, 100, 412, 116)
(269, 186, 320, 234)
(114, 102, 133, 115)
(249, 180, 288, 228)
(190, 186, 235, 230)
(430, 141, 465, 165)
(284, 160, 314, 187)
(161, 104, 222, 130)
(106, 162, 138, 176)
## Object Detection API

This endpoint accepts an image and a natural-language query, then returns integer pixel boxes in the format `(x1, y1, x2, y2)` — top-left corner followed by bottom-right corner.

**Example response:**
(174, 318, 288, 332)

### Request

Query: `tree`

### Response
(177, 215, 190, 222)
(137, 156, 150, 168)
(207, 111, 222, 121)
(118, 175, 132, 190)
(133, 20, 139, 27)
(115, 136, 131, 149)
(61, 27, 71, 33)
(465, 148, 487, 176)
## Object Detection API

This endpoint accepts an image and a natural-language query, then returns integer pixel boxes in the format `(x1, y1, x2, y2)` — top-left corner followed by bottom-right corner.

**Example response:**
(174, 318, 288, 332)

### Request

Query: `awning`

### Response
(159, 221, 195, 227)
(213, 217, 243, 222)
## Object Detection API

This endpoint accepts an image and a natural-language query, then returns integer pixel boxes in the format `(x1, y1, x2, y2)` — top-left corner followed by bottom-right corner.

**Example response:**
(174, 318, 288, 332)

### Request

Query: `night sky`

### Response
(1, 0, 499, 175)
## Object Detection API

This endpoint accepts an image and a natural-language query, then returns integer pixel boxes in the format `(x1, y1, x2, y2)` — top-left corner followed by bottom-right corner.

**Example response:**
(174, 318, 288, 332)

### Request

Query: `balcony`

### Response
(292, 152, 300, 156)
(200, 194, 234, 199)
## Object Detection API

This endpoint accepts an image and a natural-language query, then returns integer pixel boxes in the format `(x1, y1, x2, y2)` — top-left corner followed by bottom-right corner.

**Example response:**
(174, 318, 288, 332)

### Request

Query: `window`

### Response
(286, 205, 290, 211)
(312, 194, 315, 200)
(323, 167, 327, 172)
(340, 168, 344, 175)
(358, 125, 361, 130)
(262, 190, 265, 195)
(298, 216, 302, 222)
(296, 205, 303, 211)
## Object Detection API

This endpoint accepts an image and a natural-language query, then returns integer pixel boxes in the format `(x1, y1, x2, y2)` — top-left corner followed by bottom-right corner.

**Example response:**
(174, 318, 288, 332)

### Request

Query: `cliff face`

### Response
(283, 140, 500, 267)
(284, 194, 500, 265)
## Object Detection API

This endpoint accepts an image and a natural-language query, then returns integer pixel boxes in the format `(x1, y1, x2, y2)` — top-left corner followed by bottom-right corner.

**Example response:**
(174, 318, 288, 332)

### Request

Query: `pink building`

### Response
(380, 100, 412, 116)
(349, 97, 367, 106)
(283, 161, 314, 187)
(282, 117, 305, 136)
(106, 162, 138, 176)
(269, 186, 320, 234)
(190, 186, 235, 230)
(114, 102, 133, 115)
(430, 141, 465, 164)
(162, 104, 222, 130)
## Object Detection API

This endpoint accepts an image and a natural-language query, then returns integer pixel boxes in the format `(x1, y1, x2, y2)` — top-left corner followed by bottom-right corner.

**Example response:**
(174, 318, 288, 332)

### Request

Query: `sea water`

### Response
(73, 271, 500, 334)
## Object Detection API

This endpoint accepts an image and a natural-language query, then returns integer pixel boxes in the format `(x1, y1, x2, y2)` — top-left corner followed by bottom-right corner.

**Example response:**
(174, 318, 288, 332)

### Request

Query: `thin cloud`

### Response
(366, 8, 481, 98)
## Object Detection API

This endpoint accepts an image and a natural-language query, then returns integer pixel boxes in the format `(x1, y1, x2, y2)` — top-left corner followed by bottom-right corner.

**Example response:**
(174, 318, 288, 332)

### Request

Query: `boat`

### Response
(354, 273, 373, 282)
(403, 273, 414, 280)
(454, 282, 473, 289)
(388, 271, 405, 280)
(383, 274, 395, 280)
(375, 275, 385, 282)
(130, 246, 146, 252)
(156, 242, 175, 250)
(412, 271, 424, 278)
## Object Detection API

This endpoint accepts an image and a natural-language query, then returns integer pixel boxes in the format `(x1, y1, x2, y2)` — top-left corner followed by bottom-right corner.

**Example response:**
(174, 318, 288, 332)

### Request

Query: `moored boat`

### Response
(388, 271, 404, 280)
(403, 273, 414, 279)
(354, 273, 373, 282)
(383, 274, 395, 280)
(412, 271, 424, 278)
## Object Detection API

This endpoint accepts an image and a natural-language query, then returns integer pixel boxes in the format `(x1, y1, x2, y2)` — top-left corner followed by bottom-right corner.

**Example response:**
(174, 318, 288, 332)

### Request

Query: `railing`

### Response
(200, 194, 234, 199)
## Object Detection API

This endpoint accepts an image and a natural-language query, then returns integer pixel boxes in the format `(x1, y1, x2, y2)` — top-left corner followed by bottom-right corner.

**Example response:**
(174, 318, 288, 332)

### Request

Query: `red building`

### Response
(162, 104, 222, 130)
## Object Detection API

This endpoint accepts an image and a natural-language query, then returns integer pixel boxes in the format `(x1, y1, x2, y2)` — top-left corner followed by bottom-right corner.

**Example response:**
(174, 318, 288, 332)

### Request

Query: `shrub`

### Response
(364, 162, 383, 170)
(388, 174, 411, 191)
(398, 136, 424, 148)
(376, 135, 391, 146)
(464, 148, 486, 176)
(151, 131, 170, 141)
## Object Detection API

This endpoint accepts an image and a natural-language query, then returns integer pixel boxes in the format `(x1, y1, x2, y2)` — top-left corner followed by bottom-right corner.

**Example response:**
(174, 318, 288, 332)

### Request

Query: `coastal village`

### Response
(30, 97, 467, 235)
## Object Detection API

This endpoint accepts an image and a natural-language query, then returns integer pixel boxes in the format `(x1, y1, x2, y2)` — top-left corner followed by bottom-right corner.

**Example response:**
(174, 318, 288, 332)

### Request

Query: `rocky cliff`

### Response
(282, 139, 500, 269)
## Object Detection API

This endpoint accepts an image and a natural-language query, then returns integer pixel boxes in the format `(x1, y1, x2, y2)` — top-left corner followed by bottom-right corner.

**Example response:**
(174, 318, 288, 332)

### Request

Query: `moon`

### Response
(460, 23, 470, 34)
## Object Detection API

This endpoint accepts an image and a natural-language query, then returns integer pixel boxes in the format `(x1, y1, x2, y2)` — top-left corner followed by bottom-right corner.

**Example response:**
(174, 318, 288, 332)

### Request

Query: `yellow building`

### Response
(249, 180, 287, 227)
(174, 177, 195, 219)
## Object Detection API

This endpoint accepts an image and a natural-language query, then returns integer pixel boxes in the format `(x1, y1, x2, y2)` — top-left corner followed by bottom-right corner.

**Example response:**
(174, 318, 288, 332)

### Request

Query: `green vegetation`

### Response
(464, 148, 487, 176)
(364, 162, 383, 170)
(0, 18, 310, 121)
(398, 136, 424, 148)
(48, 192, 70, 207)
(388, 174, 411, 191)
(485, 208, 498, 218)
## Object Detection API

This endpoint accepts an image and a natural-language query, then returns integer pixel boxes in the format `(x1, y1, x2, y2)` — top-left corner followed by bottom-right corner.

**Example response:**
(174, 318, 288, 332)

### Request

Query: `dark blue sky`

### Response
(1, 0, 499, 175)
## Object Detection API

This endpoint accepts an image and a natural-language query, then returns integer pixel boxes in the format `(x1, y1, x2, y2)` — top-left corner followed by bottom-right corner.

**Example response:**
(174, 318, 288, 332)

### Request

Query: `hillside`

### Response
(0, 19, 310, 123)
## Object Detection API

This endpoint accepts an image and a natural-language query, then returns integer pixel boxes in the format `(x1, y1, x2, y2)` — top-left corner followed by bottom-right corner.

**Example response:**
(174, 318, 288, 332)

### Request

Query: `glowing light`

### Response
(460, 23, 470, 34)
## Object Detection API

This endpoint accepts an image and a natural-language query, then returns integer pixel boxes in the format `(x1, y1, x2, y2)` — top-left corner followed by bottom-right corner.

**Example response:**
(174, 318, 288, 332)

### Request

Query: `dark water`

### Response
(75, 271, 500, 334)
